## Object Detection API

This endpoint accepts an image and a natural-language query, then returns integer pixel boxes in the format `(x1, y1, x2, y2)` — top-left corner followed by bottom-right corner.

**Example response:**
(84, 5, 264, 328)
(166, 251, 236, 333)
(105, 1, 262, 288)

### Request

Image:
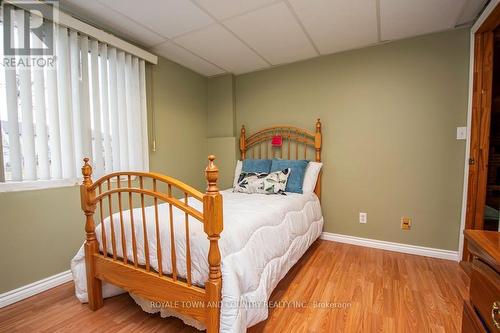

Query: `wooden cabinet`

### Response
(463, 230, 500, 332)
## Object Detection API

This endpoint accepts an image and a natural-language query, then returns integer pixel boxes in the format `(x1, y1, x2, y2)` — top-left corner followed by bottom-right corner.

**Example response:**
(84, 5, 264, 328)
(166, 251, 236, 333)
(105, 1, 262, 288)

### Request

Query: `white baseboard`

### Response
(320, 232, 459, 261)
(0, 270, 73, 308)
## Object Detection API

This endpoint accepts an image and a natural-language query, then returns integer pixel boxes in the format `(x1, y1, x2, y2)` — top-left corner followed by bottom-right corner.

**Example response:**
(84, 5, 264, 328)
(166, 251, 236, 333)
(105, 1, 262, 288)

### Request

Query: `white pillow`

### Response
(302, 162, 323, 193)
(233, 160, 243, 188)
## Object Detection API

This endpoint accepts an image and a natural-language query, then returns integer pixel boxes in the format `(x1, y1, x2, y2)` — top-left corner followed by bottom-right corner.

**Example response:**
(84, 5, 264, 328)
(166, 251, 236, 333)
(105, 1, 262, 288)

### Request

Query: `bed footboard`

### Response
(80, 156, 223, 333)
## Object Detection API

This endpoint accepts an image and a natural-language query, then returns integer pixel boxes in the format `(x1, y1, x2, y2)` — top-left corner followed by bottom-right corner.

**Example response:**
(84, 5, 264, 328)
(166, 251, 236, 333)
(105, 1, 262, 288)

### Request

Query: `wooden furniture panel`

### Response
(470, 258, 500, 332)
(462, 230, 500, 332)
(462, 300, 488, 333)
(94, 255, 207, 322)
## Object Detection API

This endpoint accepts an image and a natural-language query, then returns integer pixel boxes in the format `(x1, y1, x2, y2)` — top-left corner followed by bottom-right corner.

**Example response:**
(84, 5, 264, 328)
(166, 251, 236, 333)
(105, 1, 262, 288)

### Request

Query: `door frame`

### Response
(460, 0, 500, 260)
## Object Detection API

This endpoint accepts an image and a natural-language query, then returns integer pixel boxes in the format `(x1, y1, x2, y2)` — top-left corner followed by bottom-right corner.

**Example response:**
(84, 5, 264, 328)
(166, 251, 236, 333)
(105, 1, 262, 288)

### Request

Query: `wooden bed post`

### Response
(314, 119, 322, 200)
(80, 158, 103, 310)
(203, 155, 223, 333)
(240, 125, 246, 160)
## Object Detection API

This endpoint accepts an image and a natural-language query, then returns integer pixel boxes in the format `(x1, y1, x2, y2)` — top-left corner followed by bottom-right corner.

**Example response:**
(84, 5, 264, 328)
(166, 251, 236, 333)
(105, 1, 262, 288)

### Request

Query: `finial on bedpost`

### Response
(82, 157, 93, 186)
(205, 155, 219, 194)
(203, 155, 223, 332)
(79, 158, 103, 310)
(240, 125, 246, 160)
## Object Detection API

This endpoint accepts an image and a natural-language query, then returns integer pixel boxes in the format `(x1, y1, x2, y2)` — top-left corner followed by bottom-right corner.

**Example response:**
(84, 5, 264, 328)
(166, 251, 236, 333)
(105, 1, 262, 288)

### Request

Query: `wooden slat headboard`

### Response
(239, 119, 322, 198)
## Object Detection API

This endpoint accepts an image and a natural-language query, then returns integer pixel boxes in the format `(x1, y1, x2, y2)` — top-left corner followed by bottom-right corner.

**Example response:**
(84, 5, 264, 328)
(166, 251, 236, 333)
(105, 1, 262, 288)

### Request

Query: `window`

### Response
(0, 8, 149, 190)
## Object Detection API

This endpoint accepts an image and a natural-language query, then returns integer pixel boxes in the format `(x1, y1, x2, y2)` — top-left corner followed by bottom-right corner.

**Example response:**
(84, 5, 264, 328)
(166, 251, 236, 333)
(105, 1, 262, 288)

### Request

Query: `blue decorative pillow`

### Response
(242, 159, 272, 173)
(270, 159, 309, 193)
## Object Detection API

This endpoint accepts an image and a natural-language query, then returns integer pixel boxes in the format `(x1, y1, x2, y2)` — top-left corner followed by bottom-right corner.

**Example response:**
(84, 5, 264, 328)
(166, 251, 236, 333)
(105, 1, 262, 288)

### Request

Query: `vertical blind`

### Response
(0, 9, 149, 183)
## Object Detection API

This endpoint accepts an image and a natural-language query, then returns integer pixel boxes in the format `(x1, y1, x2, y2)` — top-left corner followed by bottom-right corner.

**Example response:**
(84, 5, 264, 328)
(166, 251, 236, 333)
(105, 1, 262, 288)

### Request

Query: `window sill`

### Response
(0, 179, 79, 193)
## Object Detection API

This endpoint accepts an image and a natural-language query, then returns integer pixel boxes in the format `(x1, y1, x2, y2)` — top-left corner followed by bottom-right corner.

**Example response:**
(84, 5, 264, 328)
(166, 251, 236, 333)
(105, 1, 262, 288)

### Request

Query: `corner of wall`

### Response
(206, 74, 238, 189)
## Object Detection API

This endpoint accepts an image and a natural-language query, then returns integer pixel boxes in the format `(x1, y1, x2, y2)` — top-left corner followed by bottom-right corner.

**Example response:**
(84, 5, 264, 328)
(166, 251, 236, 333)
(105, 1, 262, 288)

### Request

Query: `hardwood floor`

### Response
(0, 240, 469, 332)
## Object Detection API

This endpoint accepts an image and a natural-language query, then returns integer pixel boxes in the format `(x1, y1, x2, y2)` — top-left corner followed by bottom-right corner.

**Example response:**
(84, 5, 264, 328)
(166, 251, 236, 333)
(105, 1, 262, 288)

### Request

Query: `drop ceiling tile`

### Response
(380, 0, 468, 41)
(194, 0, 277, 20)
(174, 24, 269, 74)
(151, 41, 225, 76)
(289, 0, 378, 55)
(60, 0, 165, 47)
(224, 2, 317, 65)
(100, 0, 214, 38)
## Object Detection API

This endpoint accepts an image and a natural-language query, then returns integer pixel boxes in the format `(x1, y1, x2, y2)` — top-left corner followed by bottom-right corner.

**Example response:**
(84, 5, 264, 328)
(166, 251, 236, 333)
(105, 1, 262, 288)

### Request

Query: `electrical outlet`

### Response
(401, 217, 411, 230)
(359, 212, 367, 224)
(456, 127, 467, 140)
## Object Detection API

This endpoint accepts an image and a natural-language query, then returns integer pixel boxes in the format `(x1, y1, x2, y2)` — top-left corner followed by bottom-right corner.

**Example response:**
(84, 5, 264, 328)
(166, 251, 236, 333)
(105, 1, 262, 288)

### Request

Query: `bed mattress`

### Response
(71, 189, 323, 332)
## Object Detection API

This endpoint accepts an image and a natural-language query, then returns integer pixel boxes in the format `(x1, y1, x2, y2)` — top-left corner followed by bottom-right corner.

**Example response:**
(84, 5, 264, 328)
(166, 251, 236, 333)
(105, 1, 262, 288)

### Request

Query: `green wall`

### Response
(206, 75, 238, 189)
(234, 29, 470, 251)
(148, 57, 208, 190)
(0, 186, 82, 293)
(0, 56, 208, 293)
(207, 75, 235, 138)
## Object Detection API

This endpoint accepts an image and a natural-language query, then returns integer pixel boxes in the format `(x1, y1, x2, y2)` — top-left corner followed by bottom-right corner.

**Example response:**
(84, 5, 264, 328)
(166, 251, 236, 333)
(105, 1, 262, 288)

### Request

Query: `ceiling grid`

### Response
(59, 0, 487, 76)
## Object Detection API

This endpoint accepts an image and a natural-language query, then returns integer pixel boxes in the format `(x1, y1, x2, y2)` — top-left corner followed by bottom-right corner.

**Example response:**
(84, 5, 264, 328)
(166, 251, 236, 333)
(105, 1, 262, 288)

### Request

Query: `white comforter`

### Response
(71, 189, 323, 332)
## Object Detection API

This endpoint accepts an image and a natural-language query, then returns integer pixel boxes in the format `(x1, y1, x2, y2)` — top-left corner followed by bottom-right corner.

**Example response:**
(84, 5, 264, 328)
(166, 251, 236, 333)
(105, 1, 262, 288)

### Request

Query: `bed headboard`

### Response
(239, 119, 322, 199)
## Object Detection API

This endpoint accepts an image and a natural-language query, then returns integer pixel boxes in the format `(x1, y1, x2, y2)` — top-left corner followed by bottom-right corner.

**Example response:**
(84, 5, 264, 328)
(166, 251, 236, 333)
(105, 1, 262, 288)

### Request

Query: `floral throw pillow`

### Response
(234, 168, 291, 195)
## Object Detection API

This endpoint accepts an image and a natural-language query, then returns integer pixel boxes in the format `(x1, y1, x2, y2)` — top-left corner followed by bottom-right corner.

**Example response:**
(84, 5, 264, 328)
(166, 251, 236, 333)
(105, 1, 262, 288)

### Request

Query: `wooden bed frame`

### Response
(80, 119, 322, 332)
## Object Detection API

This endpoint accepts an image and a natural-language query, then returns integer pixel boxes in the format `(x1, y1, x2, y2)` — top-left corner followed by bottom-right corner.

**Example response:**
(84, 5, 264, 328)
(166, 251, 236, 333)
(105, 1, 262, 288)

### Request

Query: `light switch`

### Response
(456, 127, 467, 140)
